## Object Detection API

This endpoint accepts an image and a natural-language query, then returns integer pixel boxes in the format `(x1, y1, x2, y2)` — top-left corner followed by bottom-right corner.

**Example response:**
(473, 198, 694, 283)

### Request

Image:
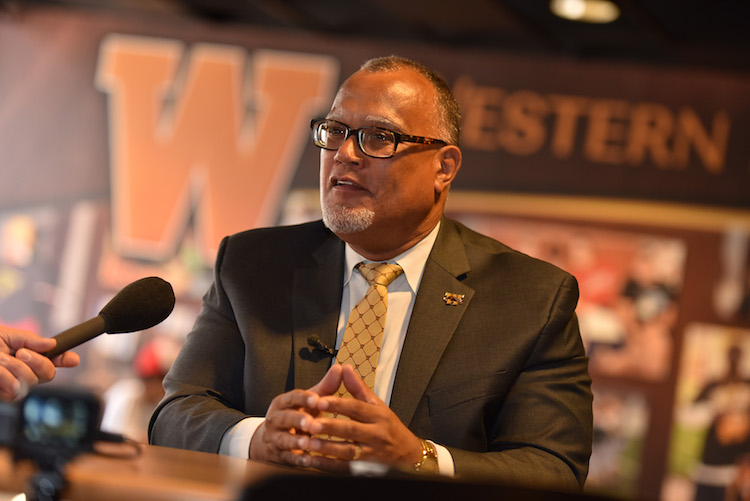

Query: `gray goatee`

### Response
(321, 204, 375, 234)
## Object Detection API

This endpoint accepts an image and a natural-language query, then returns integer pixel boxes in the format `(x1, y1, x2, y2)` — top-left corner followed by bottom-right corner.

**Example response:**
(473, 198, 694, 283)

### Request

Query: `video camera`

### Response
(0, 385, 101, 469)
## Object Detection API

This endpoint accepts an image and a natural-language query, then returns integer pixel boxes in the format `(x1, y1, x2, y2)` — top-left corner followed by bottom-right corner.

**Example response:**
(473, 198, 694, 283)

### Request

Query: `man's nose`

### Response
(333, 134, 363, 164)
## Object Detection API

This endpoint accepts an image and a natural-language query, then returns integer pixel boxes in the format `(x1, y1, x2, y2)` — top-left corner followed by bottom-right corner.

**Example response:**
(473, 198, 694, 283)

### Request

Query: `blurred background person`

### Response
(101, 335, 180, 443)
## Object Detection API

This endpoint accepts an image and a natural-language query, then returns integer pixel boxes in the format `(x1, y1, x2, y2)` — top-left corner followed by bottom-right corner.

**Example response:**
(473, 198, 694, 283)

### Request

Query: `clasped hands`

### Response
(250, 364, 424, 473)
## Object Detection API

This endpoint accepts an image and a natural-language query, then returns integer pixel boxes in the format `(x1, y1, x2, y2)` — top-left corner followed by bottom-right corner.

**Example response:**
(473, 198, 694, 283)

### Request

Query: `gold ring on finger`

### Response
(353, 443, 362, 461)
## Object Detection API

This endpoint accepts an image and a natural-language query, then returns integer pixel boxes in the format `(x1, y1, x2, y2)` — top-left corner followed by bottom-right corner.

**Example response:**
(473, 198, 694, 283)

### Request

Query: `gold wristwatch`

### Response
(413, 439, 439, 473)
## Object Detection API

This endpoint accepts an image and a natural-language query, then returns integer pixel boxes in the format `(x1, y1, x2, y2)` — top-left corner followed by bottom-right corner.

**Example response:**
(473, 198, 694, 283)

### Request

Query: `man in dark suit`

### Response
(149, 56, 592, 491)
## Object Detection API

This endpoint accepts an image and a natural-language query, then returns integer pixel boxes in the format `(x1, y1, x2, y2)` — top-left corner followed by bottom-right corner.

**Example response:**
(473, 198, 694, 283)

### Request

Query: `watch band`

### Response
(413, 438, 439, 473)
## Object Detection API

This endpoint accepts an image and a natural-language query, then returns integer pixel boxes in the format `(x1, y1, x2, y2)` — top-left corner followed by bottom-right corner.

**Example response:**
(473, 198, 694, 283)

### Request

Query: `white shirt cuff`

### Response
(219, 417, 264, 459)
(430, 441, 455, 476)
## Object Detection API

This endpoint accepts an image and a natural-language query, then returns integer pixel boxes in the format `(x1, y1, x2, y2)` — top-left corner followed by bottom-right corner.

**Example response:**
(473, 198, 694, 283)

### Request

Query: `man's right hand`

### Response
(249, 364, 344, 467)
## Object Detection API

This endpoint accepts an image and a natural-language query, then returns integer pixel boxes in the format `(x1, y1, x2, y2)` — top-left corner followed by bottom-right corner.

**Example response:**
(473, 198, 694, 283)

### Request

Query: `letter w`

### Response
(96, 35, 338, 263)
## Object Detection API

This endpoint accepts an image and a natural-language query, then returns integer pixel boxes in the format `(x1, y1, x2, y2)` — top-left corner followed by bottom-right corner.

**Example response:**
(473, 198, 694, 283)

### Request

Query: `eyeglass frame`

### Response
(310, 118, 448, 159)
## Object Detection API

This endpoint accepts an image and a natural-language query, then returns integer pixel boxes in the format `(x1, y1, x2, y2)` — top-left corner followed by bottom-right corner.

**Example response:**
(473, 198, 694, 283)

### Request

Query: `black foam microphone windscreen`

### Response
(44, 276, 175, 358)
(99, 276, 175, 333)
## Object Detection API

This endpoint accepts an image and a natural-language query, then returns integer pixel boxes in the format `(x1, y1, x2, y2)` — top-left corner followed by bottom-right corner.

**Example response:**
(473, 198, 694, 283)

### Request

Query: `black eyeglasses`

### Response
(310, 119, 447, 159)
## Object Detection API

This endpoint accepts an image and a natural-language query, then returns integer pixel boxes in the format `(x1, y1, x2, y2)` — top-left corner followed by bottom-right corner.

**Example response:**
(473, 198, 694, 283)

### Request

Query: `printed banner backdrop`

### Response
(1, 6, 750, 500)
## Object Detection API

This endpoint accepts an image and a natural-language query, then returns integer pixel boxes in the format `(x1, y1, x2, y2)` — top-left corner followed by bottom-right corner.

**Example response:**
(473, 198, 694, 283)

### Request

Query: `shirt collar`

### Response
(344, 221, 441, 293)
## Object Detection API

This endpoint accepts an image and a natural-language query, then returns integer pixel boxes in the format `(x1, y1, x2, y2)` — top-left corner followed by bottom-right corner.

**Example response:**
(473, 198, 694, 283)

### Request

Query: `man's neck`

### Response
(344, 221, 442, 264)
(339, 216, 443, 261)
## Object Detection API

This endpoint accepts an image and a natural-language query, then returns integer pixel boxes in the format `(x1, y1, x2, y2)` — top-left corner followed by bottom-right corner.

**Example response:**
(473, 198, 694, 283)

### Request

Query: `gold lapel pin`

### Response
(442, 292, 465, 306)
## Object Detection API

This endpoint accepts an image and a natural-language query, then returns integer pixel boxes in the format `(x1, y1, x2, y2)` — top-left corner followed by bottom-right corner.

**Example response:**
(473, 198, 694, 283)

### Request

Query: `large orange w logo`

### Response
(96, 35, 338, 263)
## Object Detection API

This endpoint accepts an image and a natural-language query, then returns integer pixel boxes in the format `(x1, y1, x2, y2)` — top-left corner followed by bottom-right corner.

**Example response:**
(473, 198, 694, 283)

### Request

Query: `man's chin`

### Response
(321, 206, 375, 234)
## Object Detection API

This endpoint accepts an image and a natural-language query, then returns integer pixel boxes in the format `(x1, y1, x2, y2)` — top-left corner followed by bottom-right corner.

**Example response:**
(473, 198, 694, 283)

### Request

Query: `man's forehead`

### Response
(337, 68, 425, 96)
(328, 70, 430, 128)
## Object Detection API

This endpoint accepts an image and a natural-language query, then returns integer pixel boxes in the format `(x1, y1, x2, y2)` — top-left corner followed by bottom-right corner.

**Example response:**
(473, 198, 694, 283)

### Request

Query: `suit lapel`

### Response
(389, 219, 474, 425)
(292, 230, 345, 389)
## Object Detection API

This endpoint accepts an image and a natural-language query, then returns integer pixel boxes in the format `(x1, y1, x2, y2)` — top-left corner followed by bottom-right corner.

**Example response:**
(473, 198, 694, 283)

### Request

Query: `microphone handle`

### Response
(44, 316, 107, 359)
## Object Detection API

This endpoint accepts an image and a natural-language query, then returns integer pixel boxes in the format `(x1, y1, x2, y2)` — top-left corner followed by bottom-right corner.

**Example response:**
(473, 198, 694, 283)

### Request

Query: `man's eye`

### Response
(369, 131, 391, 143)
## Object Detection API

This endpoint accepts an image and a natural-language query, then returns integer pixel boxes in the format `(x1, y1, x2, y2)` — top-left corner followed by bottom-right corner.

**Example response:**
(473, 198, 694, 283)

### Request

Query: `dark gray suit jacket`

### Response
(149, 217, 593, 490)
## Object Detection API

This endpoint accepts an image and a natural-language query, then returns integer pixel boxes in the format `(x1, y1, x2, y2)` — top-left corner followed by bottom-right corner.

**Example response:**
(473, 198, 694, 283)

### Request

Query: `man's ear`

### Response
(434, 145, 462, 194)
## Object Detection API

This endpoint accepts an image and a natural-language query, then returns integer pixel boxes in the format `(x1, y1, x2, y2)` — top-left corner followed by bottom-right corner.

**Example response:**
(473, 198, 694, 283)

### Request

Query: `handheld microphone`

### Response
(44, 276, 175, 359)
(307, 335, 338, 358)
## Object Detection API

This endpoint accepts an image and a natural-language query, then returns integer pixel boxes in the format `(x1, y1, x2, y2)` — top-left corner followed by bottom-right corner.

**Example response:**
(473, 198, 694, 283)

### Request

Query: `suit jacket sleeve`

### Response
(149, 221, 342, 453)
(148, 236, 249, 453)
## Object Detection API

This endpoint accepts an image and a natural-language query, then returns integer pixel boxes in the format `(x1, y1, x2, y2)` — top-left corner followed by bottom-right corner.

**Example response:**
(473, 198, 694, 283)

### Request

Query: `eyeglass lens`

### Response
(315, 121, 395, 158)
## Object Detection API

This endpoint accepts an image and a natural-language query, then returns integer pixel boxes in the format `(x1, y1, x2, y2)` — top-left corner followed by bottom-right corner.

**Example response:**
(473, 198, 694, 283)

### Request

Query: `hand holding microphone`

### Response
(0, 326, 80, 401)
(0, 277, 174, 400)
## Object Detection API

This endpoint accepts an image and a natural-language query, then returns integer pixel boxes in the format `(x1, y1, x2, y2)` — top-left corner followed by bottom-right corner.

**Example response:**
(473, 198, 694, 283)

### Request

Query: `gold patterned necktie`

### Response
(334, 261, 404, 398)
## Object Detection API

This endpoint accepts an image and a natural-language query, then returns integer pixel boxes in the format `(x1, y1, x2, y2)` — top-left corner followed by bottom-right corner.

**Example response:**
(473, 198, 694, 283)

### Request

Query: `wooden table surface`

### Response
(0, 442, 300, 501)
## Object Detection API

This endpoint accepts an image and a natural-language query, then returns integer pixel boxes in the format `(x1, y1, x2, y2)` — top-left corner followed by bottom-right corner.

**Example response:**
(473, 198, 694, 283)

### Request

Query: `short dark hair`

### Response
(360, 56, 461, 146)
